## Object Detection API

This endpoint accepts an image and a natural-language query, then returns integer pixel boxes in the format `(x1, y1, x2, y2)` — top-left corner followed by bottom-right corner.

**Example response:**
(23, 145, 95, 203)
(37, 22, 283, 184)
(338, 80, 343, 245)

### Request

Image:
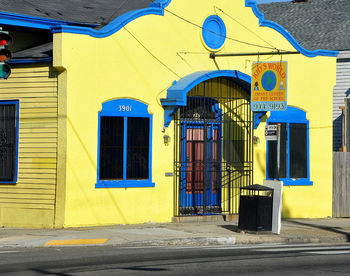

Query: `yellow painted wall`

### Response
(53, 0, 336, 226)
(253, 55, 336, 218)
(0, 63, 58, 228)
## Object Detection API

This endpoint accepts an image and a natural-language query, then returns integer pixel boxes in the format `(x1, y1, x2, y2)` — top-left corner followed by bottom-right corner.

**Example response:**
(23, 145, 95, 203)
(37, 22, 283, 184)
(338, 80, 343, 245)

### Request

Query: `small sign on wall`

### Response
(251, 61, 287, 112)
(265, 125, 278, 141)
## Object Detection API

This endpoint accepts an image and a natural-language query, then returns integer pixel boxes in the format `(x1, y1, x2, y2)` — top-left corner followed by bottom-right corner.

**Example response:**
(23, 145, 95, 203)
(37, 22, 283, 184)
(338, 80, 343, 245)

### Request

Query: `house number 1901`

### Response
(118, 105, 132, 112)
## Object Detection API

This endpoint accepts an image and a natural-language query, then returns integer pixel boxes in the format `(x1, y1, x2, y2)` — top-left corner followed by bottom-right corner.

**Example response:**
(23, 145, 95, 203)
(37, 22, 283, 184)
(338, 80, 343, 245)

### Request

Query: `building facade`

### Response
(0, 0, 337, 227)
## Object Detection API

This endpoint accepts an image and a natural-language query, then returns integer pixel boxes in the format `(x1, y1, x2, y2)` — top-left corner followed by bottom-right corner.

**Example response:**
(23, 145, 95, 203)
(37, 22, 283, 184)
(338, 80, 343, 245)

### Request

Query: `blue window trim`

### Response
(0, 100, 19, 184)
(266, 106, 313, 186)
(95, 99, 154, 188)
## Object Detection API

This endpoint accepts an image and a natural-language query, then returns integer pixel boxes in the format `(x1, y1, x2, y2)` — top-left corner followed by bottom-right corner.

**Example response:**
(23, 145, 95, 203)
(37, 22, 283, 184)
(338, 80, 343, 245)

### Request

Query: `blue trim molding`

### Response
(253, 111, 267, 129)
(0, 0, 338, 60)
(245, 0, 338, 57)
(266, 106, 313, 186)
(160, 70, 251, 128)
(96, 98, 154, 188)
(202, 15, 226, 51)
(51, 1, 171, 38)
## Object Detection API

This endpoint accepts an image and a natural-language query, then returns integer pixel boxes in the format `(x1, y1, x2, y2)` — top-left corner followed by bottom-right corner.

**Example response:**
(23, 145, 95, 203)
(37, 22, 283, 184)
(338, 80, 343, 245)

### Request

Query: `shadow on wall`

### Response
(281, 189, 291, 218)
(67, 118, 129, 225)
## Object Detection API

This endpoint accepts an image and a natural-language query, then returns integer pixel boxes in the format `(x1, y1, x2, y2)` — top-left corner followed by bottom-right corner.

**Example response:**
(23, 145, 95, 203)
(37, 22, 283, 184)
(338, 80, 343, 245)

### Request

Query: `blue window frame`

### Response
(0, 100, 19, 184)
(96, 99, 154, 188)
(266, 106, 312, 186)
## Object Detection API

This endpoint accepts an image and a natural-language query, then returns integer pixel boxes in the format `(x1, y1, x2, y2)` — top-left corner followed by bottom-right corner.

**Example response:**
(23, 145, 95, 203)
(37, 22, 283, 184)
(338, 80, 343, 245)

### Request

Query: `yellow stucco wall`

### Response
(53, 0, 336, 227)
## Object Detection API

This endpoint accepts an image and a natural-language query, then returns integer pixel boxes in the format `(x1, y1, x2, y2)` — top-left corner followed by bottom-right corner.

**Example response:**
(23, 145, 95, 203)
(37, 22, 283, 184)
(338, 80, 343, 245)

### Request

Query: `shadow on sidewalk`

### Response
(283, 220, 350, 242)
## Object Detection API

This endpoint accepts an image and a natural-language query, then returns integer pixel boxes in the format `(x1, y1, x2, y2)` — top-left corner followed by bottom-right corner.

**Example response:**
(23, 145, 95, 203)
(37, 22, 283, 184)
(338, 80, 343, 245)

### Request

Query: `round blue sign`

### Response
(202, 15, 226, 50)
(261, 70, 277, 91)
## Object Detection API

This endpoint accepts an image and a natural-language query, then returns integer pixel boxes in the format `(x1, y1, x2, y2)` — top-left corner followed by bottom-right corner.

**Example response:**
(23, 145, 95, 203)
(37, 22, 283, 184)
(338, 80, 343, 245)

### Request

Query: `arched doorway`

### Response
(173, 77, 253, 216)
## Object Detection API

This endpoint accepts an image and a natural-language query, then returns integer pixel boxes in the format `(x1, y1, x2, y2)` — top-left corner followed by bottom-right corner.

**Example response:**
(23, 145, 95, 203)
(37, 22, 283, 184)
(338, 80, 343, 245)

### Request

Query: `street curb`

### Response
(114, 237, 237, 247)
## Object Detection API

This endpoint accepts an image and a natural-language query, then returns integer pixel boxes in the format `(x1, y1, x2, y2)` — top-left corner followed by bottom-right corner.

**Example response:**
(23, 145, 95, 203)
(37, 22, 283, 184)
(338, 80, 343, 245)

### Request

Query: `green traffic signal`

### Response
(0, 63, 11, 79)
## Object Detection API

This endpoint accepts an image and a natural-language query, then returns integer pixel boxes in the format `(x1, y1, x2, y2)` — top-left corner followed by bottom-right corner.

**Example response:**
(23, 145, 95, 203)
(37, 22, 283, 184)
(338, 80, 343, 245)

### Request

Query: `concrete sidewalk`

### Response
(0, 218, 349, 248)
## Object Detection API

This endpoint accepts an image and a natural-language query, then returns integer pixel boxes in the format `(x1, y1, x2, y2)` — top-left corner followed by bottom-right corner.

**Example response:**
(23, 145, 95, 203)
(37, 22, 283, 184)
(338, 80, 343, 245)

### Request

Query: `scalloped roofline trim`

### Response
(51, 0, 171, 37)
(0, 0, 337, 58)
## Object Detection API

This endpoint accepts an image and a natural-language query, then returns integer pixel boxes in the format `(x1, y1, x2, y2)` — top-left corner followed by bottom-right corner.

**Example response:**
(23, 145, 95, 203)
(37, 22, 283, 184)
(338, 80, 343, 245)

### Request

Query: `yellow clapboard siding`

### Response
(0, 193, 55, 200)
(20, 123, 57, 129)
(0, 203, 54, 210)
(0, 64, 58, 225)
(20, 116, 58, 122)
(0, 82, 57, 89)
(19, 167, 56, 174)
(0, 187, 55, 193)
(16, 184, 56, 190)
(19, 138, 57, 144)
(0, 86, 57, 92)
(20, 108, 58, 113)
(20, 132, 58, 138)
(19, 147, 57, 153)
(19, 176, 56, 182)
(20, 128, 57, 134)
(20, 112, 58, 119)
(18, 97, 58, 103)
(0, 198, 54, 205)
(19, 150, 57, 158)
(2, 78, 56, 83)
(11, 71, 51, 76)
(0, 93, 57, 98)
(19, 178, 56, 184)
(19, 156, 57, 163)
(18, 160, 57, 168)
(10, 66, 50, 72)
(0, 78, 56, 84)
(20, 102, 57, 108)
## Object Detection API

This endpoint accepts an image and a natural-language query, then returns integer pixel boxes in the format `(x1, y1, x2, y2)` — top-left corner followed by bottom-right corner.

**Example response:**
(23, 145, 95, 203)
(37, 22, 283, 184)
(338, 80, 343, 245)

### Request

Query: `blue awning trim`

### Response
(253, 111, 267, 129)
(160, 70, 252, 128)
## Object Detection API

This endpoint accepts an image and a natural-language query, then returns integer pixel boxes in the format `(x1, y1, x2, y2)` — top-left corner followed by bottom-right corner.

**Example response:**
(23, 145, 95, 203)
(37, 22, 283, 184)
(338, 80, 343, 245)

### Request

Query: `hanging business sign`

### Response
(251, 61, 287, 112)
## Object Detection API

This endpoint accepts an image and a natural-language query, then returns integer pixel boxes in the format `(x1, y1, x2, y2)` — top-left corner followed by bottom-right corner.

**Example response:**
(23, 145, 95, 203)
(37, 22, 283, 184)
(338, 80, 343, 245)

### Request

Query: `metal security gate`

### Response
(174, 77, 253, 216)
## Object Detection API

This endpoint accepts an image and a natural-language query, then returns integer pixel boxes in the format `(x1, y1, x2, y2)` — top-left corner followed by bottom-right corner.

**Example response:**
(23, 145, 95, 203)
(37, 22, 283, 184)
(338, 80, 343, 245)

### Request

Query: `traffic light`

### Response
(0, 31, 12, 79)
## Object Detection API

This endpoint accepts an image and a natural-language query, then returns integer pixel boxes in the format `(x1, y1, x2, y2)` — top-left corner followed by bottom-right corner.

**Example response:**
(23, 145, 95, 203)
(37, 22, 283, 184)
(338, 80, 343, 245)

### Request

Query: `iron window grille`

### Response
(0, 100, 19, 184)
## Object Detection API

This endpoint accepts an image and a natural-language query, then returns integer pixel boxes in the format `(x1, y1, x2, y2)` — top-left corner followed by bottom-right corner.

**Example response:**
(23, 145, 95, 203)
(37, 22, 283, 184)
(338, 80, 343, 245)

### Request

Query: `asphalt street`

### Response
(1, 243, 350, 275)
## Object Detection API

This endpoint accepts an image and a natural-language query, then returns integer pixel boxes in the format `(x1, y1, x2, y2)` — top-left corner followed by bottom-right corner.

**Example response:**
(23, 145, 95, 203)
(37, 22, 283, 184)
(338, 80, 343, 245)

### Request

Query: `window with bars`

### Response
(0, 100, 19, 183)
(96, 99, 154, 188)
(266, 106, 312, 186)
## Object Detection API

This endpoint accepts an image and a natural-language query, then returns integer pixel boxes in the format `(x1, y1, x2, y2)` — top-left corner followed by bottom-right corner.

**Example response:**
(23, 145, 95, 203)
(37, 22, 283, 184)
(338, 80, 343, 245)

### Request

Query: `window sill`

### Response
(95, 180, 155, 188)
(267, 178, 313, 186)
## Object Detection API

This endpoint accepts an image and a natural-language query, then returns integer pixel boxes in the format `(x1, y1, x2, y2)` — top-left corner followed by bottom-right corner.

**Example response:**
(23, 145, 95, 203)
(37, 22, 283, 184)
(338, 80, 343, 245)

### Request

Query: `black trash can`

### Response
(238, 184, 273, 232)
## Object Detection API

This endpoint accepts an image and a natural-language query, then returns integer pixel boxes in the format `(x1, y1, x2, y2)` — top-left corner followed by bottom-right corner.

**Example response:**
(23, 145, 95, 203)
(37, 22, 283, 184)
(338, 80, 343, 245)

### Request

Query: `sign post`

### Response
(251, 61, 287, 112)
(265, 124, 281, 180)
